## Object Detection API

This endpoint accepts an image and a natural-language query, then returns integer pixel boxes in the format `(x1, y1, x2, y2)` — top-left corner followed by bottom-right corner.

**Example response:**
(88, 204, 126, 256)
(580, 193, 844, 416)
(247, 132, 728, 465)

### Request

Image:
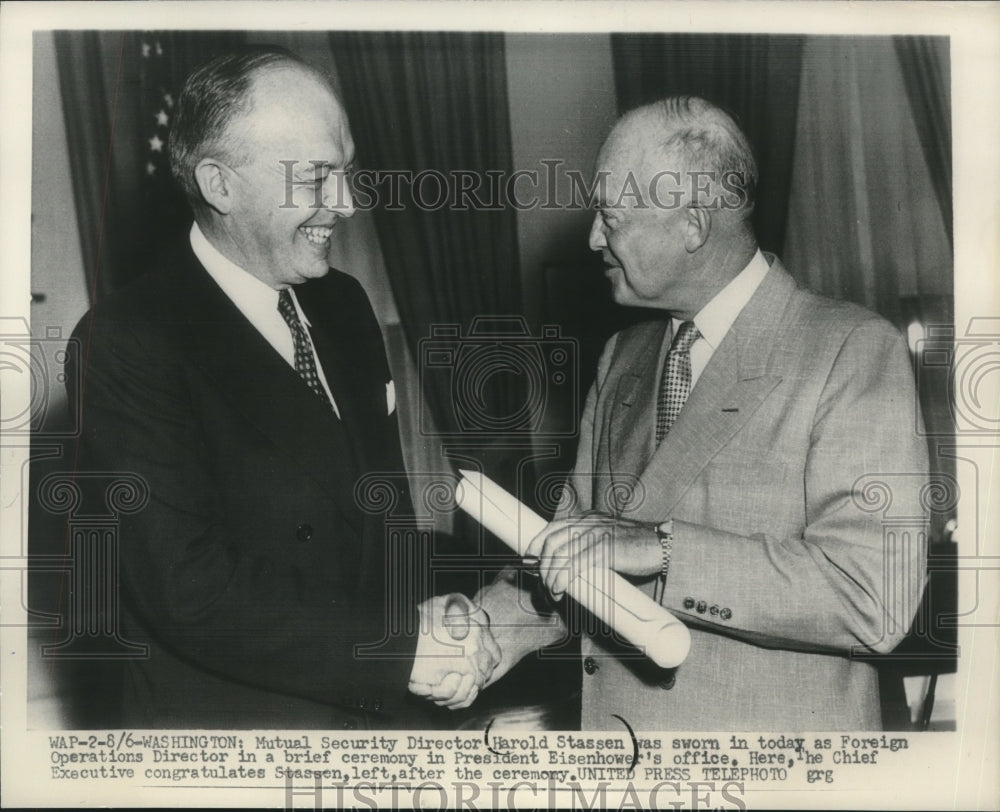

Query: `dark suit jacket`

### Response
(67, 237, 426, 729)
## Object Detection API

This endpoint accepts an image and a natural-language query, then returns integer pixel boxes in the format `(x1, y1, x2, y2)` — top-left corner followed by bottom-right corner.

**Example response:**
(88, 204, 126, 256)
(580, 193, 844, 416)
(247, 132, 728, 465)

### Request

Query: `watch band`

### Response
(655, 518, 674, 581)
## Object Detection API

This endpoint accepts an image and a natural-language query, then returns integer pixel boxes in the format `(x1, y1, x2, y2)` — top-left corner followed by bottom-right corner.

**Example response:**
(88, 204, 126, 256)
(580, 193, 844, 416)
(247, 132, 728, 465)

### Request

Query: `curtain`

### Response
(329, 32, 523, 436)
(894, 37, 952, 247)
(611, 34, 805, 254)
(54, 30, 244, 301)
(783, 37, 954, 538)
(782, 37, 952, 323)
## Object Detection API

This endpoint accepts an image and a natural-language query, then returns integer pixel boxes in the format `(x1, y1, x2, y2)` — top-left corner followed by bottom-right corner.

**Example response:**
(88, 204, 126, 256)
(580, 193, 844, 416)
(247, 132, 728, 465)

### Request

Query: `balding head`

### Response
(601, 96, 757, 224)
(589, 96, 759, 317)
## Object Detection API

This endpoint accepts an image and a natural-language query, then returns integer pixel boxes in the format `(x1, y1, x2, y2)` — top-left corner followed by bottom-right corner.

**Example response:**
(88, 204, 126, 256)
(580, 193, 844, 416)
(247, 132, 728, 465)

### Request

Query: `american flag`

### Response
(133, 31, 209, 261)
(133, 31, 246, 252)
(53, 30, 244, 293)
(138, 33, 174, 195)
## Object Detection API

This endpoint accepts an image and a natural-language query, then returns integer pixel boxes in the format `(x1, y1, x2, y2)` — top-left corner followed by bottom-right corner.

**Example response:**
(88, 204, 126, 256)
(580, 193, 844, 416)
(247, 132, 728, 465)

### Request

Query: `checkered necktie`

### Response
(277, 289, 335, 411)
(655, 321, 701, 445)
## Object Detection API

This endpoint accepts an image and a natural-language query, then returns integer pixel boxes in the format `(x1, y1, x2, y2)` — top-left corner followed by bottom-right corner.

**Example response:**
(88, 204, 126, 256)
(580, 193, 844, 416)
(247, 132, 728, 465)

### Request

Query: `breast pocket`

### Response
(688, 459, 795, 537)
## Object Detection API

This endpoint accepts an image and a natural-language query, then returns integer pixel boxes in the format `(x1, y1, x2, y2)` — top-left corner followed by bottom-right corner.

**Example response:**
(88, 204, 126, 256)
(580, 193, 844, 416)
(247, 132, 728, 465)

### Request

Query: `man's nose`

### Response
(588, 212, 606, 251)
(323, 173, 356, 219)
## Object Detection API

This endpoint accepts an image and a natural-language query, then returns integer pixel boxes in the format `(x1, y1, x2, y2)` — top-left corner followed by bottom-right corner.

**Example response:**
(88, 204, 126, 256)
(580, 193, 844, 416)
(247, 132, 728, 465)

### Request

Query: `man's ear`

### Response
(193, 158, 235, 215)
(684, 206, 711, 253)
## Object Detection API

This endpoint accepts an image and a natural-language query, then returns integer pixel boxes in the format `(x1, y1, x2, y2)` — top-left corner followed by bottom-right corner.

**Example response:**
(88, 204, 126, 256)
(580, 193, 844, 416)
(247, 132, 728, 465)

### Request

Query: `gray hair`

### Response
(627, 96, 758, 216)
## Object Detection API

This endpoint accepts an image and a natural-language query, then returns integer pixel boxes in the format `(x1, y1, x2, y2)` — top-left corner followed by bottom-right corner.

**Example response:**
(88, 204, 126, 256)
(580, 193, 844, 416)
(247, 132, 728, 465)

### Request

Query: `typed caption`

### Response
(36, 727, 927, 808)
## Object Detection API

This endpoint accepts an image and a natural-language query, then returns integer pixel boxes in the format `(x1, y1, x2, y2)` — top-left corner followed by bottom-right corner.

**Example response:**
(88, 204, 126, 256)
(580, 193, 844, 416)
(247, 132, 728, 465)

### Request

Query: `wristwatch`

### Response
(654, 519, 674, 581)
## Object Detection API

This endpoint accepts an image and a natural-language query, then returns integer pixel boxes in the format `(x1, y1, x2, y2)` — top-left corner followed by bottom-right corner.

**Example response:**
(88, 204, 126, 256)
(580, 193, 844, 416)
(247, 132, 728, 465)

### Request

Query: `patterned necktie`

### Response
(277, 289, 335, 411)
(655, 321, 701, 445)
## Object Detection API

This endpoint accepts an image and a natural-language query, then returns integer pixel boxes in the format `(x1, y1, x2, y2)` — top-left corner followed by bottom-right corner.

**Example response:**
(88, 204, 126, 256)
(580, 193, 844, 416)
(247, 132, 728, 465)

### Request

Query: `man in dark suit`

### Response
(67, 48, 497, 729)
(436, 97, 928, 729)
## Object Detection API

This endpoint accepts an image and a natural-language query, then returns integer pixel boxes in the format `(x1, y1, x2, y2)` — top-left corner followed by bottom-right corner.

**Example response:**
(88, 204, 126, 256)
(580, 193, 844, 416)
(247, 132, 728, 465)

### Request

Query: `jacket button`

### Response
(660, 672, 677, 690)
(583, 657, 599, 675)
(696, 600, 707, 614)
(296, 523, 313, 542)
(683, 597, 695, 610)
(720, 608, 732, 621)
(709, 605, 720, 616)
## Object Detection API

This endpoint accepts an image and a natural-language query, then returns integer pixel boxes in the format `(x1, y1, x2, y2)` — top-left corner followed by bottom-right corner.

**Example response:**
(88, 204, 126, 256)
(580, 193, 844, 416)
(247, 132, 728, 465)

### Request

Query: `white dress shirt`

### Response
(672, 249, 771, 387)
(190, 223, 341, 417)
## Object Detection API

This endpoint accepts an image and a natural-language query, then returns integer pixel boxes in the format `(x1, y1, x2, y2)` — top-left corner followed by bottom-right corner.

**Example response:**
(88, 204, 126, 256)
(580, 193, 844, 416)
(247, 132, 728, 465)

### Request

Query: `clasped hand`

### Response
(408, 594, 501, 709)
(409, 513, 661, 709)
(526, 512, 662, 601)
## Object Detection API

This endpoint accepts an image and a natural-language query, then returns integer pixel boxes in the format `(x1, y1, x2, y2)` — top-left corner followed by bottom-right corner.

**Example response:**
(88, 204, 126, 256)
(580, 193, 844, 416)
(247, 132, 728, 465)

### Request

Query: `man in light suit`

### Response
(68, 48, 498, 729)
(438, 97, 928, 730)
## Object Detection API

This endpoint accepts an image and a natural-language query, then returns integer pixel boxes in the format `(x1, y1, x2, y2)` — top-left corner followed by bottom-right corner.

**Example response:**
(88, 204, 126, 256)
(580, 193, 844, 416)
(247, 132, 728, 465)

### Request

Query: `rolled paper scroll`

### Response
(455, 470, 691, 669)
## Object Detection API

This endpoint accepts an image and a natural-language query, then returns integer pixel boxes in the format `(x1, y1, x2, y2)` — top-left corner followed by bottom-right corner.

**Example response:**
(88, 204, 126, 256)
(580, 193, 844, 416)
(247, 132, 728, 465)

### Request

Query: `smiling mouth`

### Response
(300, 225, 334, 245)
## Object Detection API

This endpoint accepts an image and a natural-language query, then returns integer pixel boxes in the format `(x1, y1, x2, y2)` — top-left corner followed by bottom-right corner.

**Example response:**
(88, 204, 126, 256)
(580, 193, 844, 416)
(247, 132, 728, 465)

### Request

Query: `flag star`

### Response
(141, 42, 151, 58)
(155, 41, 163, 56)
(149, 134, 164, 152)
(163, 93, 174, 108)
(155, 109, 169, 127)
(146, 161, 156, 176)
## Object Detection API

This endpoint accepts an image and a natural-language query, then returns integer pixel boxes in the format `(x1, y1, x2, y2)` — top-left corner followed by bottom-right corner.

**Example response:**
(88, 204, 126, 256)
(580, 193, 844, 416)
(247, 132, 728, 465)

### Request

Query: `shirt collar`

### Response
(189, 222, 312, 327)
(681, 249, 770, 349)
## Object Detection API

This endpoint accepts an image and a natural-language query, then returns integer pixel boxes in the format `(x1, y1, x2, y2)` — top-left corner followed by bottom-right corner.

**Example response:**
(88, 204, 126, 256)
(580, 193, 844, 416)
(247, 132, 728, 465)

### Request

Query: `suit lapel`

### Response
(295, 284, 383, 473)
(635, 261, 796, 515)
(607, 320, 668, 482)
(177, 247, 364, 529)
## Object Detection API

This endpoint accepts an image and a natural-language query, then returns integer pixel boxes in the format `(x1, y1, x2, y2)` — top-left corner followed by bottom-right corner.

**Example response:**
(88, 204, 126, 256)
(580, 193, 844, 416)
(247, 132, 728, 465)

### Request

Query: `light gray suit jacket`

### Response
(482, 256, 928, 731)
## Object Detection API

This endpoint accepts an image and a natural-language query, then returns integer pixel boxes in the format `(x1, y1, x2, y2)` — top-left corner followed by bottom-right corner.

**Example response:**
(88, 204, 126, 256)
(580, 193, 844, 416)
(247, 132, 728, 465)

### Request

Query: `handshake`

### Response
(405, 511, 650, 710)
(408, 593, 503, 710)
(406, 507, 691, 710)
